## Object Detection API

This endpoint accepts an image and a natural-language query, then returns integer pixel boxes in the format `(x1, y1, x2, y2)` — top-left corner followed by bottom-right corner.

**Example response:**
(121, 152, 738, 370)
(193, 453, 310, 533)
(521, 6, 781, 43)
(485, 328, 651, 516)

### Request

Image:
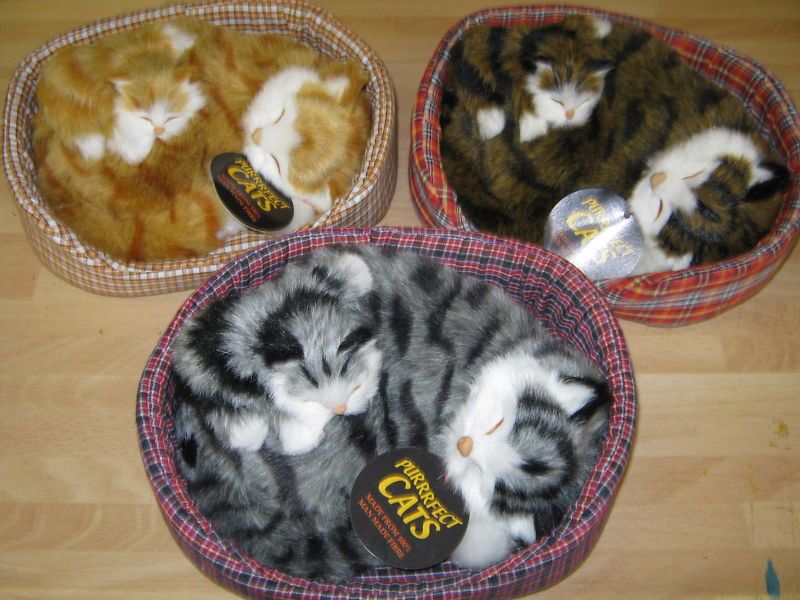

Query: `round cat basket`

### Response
(137, 227, 636, 599)
(2, 0, 397, 297)
(409, 5, 800, 327)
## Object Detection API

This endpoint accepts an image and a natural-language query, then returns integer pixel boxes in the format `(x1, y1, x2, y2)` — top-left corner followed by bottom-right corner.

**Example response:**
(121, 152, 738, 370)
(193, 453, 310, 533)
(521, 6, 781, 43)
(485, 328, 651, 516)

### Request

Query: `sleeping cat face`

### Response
(628, 127, 785, 273)
(261, 302, 381, 455)
(515, 19, 613, 143)
(108, 71, 205, 165)
(524, 56, 612, 132)
(440, 347, 607, 553)
(242, 65, 369, 233)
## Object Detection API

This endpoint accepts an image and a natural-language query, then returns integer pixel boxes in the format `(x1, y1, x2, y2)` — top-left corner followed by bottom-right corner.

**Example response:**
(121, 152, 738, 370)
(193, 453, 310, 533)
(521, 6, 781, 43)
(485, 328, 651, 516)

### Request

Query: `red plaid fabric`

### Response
(137, 227, 636, 599)
(409, 5, 800, 327)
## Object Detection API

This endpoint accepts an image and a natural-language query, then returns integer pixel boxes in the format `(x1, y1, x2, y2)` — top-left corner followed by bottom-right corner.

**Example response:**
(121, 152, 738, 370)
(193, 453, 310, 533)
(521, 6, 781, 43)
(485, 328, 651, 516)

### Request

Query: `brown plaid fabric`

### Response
(2, 0, 397, 296)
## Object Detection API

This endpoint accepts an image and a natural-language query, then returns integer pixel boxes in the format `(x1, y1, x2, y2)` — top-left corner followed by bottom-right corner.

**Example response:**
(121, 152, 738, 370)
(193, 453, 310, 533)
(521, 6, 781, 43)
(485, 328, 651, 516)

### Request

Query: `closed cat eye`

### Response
(682, 170, 705, 180)
(274, 107, 285, 124)
(485, 418, 504, 435)
(270, 153, 282, 175)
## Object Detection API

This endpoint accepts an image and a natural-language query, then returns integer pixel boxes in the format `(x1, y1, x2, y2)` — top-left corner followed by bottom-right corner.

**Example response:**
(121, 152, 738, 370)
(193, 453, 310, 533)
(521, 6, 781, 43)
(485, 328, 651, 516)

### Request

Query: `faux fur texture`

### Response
(441, 16, 789, 275)
(173, 246, 610, 579)
(33, 17, 371, 261)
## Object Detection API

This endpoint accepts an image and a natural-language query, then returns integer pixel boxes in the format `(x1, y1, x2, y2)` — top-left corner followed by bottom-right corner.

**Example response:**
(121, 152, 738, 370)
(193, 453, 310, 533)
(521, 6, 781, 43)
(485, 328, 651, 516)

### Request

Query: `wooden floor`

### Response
(1, 1, 798, 598)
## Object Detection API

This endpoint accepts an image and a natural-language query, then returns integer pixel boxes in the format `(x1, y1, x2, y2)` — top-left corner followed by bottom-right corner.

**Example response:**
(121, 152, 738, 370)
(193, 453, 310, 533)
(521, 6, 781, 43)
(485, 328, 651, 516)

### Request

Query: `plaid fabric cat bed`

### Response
(2, 0, 396, 296)
(409, 5, 799, 327)
(137, 227, 636, 599)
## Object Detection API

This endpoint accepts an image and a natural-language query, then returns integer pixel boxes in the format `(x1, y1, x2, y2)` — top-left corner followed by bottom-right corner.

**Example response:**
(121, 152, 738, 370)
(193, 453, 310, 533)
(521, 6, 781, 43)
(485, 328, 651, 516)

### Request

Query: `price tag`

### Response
(544, 188, 644, 280)
(349, 447, 469, 570)
(210, 152, 293, 231)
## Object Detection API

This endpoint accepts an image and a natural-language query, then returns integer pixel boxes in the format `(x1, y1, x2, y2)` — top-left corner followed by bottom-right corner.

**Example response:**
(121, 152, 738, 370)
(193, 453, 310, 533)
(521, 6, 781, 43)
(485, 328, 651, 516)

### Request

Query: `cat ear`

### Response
(533, 56, 555, 72)
(329, 252, 373, 299)
(162, 23, 197, 56)
(558, 375, 611, 424)
(590, 17, 613, 38)
(746, 160, 790, 201)
(323, 75, 352, 101)
(587, 59, 615, 77)
(111, 78, 130, 93)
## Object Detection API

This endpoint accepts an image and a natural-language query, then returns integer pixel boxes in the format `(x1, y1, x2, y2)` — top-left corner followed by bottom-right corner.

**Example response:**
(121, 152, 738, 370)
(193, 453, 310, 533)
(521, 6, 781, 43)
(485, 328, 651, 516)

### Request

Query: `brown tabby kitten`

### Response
(441, 18, 789, 272)
(441, 16, 613, 143)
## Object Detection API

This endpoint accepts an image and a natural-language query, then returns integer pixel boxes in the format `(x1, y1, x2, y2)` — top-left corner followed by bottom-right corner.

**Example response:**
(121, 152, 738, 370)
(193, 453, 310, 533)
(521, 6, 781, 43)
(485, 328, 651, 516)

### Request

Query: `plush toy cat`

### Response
(172, 249, 381, 456)
(440, 16, 789, 275)
(172, 246, 609, 579)
(442, 15, 614, 143)
(34, 18, 209, 165)
(33, 18, 371, 261)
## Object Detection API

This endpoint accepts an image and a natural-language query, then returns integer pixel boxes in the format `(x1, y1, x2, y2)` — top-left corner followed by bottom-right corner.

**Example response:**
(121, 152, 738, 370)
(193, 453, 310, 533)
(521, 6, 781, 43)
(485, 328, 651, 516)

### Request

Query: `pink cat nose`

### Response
(650, 172, 667, 189)
(457, 436, 473, 457)
(153, 126, 165, 136)
(565, 109, 575, 120)
(333, 404, 347, 415)
(251, 127, 263, 145)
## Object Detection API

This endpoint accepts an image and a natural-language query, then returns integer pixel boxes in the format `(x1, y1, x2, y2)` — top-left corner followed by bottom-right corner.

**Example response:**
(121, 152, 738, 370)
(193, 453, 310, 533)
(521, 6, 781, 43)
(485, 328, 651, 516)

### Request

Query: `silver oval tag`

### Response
(544, 189, 644, 281)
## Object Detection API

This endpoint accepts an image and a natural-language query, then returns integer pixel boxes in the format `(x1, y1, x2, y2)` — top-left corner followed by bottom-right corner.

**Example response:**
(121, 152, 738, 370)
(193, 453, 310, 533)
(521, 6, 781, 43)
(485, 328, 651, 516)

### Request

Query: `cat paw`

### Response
(303, 188, 333, 214)
(228, 415, 269, 452)
(450, 515, 513, 569)
(216, 215, 246, 241)
(74, 134, 106, 161)
(109, 134, 155, 165)
(630, 243, 693, 276)
(279, 415, 329, 455)
(518, 112, 548, 142)
(476, 106, 506, 140)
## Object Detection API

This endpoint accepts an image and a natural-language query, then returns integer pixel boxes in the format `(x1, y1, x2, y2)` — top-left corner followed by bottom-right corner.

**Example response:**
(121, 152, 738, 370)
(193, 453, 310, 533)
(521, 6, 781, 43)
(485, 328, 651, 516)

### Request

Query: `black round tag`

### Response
(210, 152, 294, 231)
(349, 447, 469, 570)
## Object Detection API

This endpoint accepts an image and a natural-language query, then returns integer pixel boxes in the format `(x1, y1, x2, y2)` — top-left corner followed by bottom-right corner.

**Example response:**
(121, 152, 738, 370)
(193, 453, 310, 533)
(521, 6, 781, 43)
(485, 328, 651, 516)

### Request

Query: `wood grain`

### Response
(1, 1, 798, 598)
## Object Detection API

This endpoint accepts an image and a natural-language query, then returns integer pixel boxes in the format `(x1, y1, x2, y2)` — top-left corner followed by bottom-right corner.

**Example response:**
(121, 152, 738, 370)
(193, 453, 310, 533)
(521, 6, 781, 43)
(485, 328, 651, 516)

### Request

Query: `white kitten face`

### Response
(109, 79, 205, 165)
(269, 338, 381, 418)
(629, 127, 770, 250)
(242, 67, 319, 231)
(440, 356, 525, 515)
(527, 63, 606, 129)
(440, 350, 602, 520)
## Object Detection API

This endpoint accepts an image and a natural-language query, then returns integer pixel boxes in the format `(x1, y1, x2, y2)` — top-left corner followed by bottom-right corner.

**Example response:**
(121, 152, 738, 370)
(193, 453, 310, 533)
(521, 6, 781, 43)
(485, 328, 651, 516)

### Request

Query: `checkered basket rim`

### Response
(408, 4, 800, 327)
(137, 226, 637, 599)
(2, 0, 397, 296)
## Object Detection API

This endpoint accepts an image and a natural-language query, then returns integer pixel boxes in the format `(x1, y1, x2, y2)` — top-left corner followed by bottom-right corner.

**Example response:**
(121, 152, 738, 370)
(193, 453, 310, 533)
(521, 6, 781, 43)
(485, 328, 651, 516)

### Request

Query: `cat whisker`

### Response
(270, 153, 282, 176)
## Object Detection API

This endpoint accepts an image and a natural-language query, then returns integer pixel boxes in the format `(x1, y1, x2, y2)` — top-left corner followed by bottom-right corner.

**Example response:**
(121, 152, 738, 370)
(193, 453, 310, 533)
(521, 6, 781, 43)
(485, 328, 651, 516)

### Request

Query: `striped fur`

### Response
(32, 17, 370, 261)
(441, 18, 789, 274)
(173, 246, 609, 579)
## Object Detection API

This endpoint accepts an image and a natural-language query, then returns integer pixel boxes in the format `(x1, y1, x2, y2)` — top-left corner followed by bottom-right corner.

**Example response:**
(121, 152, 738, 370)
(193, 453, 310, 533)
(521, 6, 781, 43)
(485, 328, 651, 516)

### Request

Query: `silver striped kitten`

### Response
(172, 245, 610, 579)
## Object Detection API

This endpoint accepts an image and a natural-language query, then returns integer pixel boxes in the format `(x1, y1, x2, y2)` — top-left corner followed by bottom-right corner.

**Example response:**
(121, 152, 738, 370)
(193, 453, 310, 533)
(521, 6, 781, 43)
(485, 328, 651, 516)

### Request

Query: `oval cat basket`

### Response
(2, 0, 397, 297)
(137, 227, 636, 599)
(409, 5, 800, 327)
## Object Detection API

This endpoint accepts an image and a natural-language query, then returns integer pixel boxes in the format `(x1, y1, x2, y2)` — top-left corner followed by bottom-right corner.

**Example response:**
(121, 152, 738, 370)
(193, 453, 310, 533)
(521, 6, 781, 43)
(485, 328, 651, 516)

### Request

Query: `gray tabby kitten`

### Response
(171, 251, 382, 457)
(172, 245, 609, 579)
